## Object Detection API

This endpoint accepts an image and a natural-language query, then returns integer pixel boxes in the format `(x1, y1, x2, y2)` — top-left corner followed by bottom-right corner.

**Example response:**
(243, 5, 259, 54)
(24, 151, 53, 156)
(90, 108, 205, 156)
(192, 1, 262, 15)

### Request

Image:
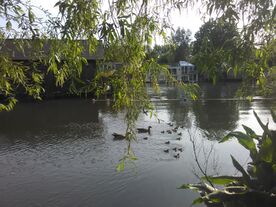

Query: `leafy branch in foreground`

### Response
(181, 110, 276, 206)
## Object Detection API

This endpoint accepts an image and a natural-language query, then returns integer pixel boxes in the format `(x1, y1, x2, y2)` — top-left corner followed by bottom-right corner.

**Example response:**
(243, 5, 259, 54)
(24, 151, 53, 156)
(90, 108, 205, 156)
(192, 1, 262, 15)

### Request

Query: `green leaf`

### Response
(220, 131, 256, 153)
(116, 161, 125, 172)
(253, 110, 268, 132)
(242, 125, 259, 139)
(178, 184, 200, 191)
(271, 109, 276, 123)
(231, 155, 250, 184)
(28, 8, 35, 24)
(203, 176, 241, 185)
(6, 20, 12, 30)
(259, 137, 273, 162)
(192, 197, 203, 205)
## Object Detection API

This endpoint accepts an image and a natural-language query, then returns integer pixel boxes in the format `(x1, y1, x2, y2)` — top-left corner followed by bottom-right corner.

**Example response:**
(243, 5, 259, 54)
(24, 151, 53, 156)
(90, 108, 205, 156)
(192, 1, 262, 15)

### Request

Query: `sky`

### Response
(31, 0, 204, 39)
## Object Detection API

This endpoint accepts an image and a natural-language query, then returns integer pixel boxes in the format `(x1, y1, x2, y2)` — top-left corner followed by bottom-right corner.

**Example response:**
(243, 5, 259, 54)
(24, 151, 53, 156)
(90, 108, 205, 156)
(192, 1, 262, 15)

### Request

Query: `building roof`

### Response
(179, 61, 194, 67)
(0, 39, 104, 60)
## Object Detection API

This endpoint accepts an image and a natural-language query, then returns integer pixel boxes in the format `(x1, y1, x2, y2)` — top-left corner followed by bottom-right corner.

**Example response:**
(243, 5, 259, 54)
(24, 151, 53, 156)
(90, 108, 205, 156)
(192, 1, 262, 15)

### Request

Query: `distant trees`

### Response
(148, 27, 192, 64)
(172, 28, 192, 62)
(192, 19, 242, 83)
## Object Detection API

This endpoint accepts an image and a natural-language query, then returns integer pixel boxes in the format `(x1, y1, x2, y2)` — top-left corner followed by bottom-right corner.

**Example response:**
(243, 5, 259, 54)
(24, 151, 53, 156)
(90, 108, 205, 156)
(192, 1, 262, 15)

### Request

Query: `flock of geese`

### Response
(112, 123, 184, 159)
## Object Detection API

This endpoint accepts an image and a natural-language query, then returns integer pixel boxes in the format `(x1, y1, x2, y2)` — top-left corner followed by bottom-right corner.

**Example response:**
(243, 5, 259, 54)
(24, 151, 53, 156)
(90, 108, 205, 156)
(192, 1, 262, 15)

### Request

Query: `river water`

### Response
(0, 83, 275, 207)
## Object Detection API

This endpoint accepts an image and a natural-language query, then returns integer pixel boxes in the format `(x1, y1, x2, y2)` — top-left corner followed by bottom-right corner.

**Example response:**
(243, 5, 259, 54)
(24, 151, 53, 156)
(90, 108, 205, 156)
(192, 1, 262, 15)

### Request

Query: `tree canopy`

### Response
(192, 19, 242, 82)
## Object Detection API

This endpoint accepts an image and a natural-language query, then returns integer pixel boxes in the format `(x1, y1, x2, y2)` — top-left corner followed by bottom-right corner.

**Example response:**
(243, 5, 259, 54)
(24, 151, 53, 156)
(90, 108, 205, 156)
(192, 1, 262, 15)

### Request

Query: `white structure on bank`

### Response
(169, 61, 198, 83)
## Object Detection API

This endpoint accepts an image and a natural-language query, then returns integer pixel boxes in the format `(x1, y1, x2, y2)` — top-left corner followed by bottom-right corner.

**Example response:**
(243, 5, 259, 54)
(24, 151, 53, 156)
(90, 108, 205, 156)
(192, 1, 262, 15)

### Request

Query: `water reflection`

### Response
(192, 100, 239, 139)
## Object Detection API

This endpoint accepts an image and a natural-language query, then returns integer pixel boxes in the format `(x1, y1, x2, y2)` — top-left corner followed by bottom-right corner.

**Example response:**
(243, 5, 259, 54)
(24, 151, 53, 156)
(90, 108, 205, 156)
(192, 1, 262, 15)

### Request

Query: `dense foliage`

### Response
(192, 20, 242, 82)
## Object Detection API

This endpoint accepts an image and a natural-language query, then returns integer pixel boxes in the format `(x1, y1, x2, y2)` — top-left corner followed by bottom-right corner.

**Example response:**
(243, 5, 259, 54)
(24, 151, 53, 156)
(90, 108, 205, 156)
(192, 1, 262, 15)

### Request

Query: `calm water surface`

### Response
(0, 83, 275, 207)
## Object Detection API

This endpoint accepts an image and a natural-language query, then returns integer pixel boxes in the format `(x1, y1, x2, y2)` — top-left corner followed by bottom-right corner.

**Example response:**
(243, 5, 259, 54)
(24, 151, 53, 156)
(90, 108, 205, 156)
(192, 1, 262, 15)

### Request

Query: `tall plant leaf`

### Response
(231, 155, 251, 185)
(242, 125, 259, 139)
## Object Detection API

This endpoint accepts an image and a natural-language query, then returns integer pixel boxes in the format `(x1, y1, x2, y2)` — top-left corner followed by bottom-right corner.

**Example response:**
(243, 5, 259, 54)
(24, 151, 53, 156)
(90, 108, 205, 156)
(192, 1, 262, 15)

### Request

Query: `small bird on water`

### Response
(174, 153, 180, 159)
(112, 133, 125, 140)
(137, 126, 152, 134)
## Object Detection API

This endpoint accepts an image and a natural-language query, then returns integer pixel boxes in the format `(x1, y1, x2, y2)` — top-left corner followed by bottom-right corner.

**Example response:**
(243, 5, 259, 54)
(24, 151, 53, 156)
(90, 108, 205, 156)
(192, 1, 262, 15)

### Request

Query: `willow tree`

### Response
(0, 0, 275, 159)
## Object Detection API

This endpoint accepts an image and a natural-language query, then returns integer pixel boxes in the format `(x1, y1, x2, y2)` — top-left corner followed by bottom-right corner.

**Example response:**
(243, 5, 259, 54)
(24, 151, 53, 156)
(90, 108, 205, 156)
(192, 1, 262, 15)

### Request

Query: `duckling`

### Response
(165, 141, 170, 144)
(178, 132, 182, 136)
(112, 133, 125, 140)
(178, 148, 183, 152)
(137, 126, 152, 134)
(143, 137, 148, 140)
(176, 137, 181, 141)
(172, 147, 177, 152)
(161, 130, 165, 134)
(167, 122, 173, 127)
(167, 130, 172, 134)
(163, 149, 169, 153)
(174, 153, 180, 159)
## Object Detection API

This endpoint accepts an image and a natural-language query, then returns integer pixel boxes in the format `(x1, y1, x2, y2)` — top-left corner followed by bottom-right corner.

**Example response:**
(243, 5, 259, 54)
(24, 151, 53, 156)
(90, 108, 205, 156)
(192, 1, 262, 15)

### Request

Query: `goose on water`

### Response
(137, 126, 152, 134)
(112, 133, 125, 140)
(164, 149, 169, 153)
(165, 141, 170, 144)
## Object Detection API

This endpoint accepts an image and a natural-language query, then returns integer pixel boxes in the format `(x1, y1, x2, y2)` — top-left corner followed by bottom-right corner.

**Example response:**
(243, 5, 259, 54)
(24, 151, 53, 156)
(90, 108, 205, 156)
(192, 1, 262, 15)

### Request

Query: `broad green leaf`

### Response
(220, 131, 257, 153)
